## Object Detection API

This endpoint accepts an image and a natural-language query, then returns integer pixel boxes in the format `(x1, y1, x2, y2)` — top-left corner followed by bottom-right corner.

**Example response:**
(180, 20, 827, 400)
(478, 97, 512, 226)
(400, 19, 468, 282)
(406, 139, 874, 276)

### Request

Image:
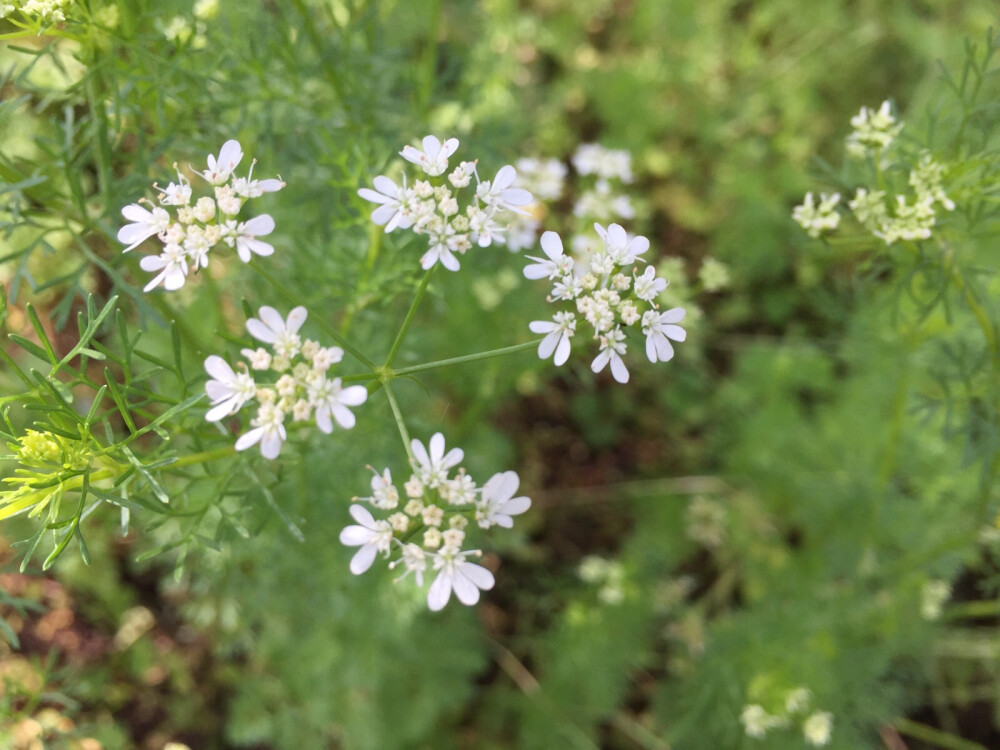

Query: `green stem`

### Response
(893, 718, 987, 750)
(382, 382, 414, 463)
(384, 267, 435, 368)
(170, 446, 236, 469)
(248, 259, 377, 369)
(393, 339, 541, 376)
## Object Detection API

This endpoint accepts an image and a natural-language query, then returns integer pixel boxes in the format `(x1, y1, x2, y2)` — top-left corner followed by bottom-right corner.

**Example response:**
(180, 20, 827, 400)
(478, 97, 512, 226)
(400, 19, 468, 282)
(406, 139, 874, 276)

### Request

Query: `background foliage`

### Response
(3, 1, 1000, 748)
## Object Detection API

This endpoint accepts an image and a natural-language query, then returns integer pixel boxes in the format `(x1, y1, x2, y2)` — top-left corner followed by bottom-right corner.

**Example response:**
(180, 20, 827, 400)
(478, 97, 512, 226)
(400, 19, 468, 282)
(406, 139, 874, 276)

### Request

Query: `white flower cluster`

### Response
(578, 555, 626, 605)
(846, 100, 903, 158)
(571, 143, 635, 224)
(503, 157, 568, 253)
(203, 306, 367, 459)
(792, 193, 841, 238)
(795, 103, 955, 246)
(920, 579, 951, 621)
(339, 432, 531, 611)
(1, 0, 69, 21)
(357, 135, 534, 271)
(118, 140, 284, 292)
(524, 225, 686, 384)
(741, 687, 833, 746)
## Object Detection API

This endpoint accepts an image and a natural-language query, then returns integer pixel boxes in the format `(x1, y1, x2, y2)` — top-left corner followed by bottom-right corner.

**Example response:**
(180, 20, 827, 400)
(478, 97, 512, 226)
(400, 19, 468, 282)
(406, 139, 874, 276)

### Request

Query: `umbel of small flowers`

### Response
(524, 224, 686, 384)
(339, 432, 531, 611)
(203, 305, 367, 459)
(793, 102, 955, 246)
(118, 140, 284, 292)
(357, 135, 535, 271)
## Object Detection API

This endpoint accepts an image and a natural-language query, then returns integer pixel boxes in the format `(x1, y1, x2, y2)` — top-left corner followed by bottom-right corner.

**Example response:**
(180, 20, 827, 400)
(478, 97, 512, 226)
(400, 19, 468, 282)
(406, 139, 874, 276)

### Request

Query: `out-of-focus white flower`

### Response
(340, 504, 394, 574)
(476, 471, 531, 529)
(642, 309, 686, 363)
(793, 192, 841, 238)
(846, 100, 902, 157)
(246, 305, 307, 358)
(785, 687, 812, 714)
(308, 377, 368, 433)
(411, 432, 464, 488)
(529, 311, 576, 366)
(203, 355, 257, 421)
(401, 136, 460, 177)
(572, 144, 633, 182)
(921, 579, 950, 621)
(515, 156, 567, 201)
(427, 549, 495, 611)
(803, 711, 833, 746)
(740, 705, 773, 739)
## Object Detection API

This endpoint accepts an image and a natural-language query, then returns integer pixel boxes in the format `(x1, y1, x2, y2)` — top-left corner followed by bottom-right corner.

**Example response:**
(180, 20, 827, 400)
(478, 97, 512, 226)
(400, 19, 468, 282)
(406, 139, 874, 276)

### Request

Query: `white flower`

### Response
(477, 471, 531, 529)
(420, 228, 461, 271)
(366, 468, 399, 510)
(203, 355, 257, 421)
(118, 204, 171, 252)
(427, 549, 495, 611)
(157, 171, 192, 206)
(411, 432, 464, 488)
(595, 222, 649, 264)
(529, 311, 576, 366)
(225, 214, 275, 262)
(339, 504, 393, 574)
(785, 687, 812, 714)
(523, 231, 574, 280)
(390, 543, 428, 585)
(202, 140, 244, 185)
(740, 705, 772, 739)
(400, 135, 460, 176)
(235, 402, 286, 459)
(246, 305, 307, 359)
(642, 308, 686, 363)
(591, 327, 629, 383)
(308, 377, 368, 433)
(572, 144, 633, 182)
(139, 244, 188, 292)
(921, 579, 950, 621)
(231, 161, 285, 199)
(846, 100, 902, 156)
(476, 165, 533, 215)
(803, 711, 833, 746)
(358, 175, 415, 232)
(793, 192, 841, 238)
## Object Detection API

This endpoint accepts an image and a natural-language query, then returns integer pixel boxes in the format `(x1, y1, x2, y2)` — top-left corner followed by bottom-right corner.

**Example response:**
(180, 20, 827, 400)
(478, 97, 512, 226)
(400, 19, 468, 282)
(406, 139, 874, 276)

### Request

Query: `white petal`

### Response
(338, 385, 368, 406)
(285, 306, 308, 334)
(359, 187, 392, 205)
(553, 333, 571, 366)
(492, 165, 516, 192)
(121, 203, 153, 222)
(539, 231, 564, 261)
(610, 354, 630, 384)
(500, 496, 531, 517)
(217, 140, 243, 173)
(139, 255, 167, 271)
(118, 224, 156, 248)
(314, 405, 333, 434)
(372, 175, 399, 197)
(349, 504, 375, 526)
(257, 306, 285, 333)
(501, 188, 533, 206)
(441, 447, 464, 470)
(452, 569, 481, 605)
(439, 249, 461, 272)
(411, 438, 430, 469)
(538, 331, 560, 360)
(654, 334, 675, 362)
(662, 325, 686, 342)
(441, 138, 460, 158)
(459, 562, 495, 591)
(529, 320, 556, 335)
(523, 263, 552, 280)
(331, 403, 356, 429)
(591, 349, 611, 373)
(646, 334, 658, 363)
(260, 429, 284, 459)
(427, 570, 453, 611)
(661, 307, 686, 324)
(350, 544, 378, 574)
(371, 204, 398, 226)
(339, 524, 372, 546)
(240, 214, 275, 237)
(235, 426, 264, 451)
(205, 399, 237, 422)
(238, 238, 274, 259)
(246, 319, 277, 343)
(421, 135, 442, 159)
(429, 433, 446, 463)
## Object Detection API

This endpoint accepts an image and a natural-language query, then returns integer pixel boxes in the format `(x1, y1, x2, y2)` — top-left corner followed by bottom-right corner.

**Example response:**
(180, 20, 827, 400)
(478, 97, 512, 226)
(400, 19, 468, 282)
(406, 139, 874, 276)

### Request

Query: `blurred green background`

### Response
(3, 1, 1000, 748)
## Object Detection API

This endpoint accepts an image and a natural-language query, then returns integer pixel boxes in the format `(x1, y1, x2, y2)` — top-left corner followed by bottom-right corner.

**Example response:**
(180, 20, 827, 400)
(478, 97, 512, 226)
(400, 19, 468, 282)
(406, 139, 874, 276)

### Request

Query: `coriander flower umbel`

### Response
(340, 436, 531, 610)
(358, 136, 535, 271)
(118, 139, 283, 293)
(204, 305, 364, 458)
(524, 224, 685, 382)
(792, 193, 841, 238)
